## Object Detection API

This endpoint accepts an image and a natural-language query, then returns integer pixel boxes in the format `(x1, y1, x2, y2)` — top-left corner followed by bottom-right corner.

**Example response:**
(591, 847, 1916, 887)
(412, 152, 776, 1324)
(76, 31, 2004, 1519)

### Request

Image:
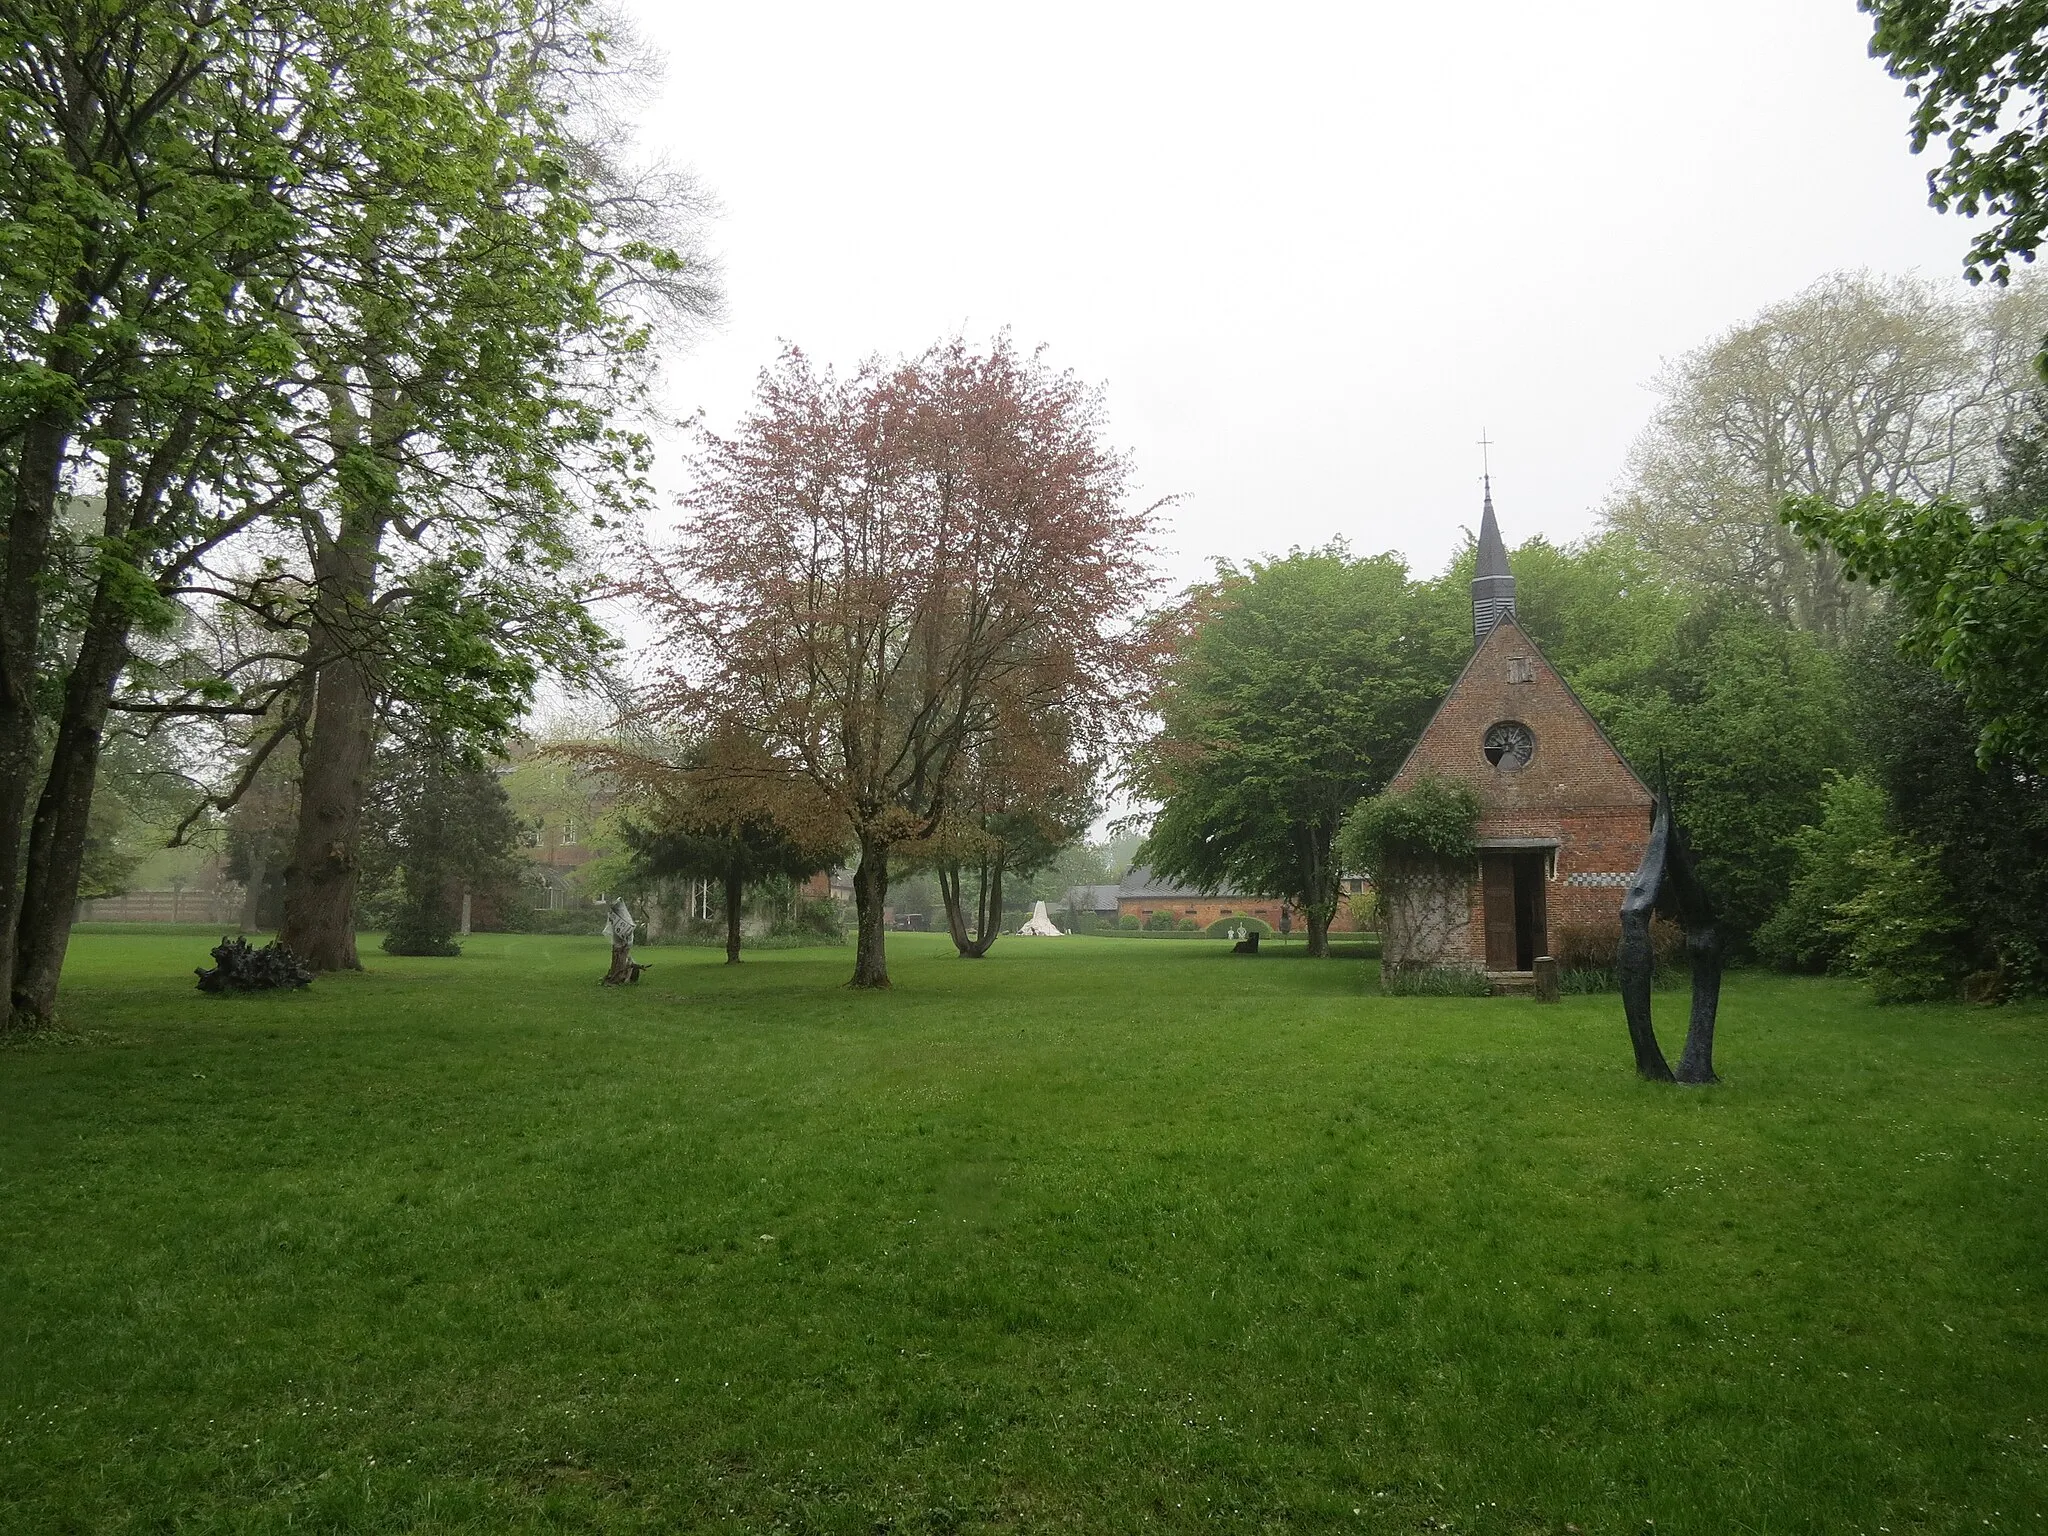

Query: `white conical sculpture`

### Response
(1017, 900, 1064, 937)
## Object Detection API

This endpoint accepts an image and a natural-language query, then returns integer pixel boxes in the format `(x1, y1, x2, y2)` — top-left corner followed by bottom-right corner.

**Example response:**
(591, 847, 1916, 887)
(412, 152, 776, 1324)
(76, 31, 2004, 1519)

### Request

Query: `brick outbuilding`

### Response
(1380, 485, 1651, 978)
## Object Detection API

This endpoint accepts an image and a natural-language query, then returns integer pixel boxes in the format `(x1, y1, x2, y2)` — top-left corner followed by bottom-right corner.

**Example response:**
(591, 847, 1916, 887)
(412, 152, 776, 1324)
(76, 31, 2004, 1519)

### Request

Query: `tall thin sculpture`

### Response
(1619, 791, 1722, 1085)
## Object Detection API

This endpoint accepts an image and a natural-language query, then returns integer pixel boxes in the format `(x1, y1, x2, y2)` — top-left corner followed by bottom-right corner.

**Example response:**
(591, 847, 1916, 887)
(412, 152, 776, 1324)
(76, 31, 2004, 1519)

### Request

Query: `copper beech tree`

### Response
(633, 337, 1161, 987)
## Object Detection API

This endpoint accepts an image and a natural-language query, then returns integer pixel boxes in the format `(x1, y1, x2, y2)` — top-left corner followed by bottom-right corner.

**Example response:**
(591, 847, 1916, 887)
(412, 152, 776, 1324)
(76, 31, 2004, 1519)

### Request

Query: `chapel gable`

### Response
(1388, 614, 1650, 818)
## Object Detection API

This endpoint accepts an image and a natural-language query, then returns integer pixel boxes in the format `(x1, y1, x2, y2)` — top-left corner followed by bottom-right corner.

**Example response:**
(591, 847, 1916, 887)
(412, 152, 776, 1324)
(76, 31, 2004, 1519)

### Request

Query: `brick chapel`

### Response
(1378, 483, 1652, 978)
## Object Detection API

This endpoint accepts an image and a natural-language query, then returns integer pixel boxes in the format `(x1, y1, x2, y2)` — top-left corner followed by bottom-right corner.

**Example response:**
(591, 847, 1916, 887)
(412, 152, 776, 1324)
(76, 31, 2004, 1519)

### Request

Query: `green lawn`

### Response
(3, 931, 2045, 1534)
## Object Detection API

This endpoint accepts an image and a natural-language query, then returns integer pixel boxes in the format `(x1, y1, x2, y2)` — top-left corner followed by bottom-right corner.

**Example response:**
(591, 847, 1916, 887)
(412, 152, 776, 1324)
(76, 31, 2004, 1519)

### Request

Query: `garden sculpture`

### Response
(1619, 789, 1722, 1084)
(1017, 901, 1064, 936)
(600, 897, 651, 985)
(195, 935, 313, 992)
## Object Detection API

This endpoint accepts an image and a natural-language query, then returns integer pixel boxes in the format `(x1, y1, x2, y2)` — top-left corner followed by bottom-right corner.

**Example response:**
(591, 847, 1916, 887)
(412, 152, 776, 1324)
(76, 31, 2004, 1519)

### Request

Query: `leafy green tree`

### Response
(1863, 0, 2048, 283)
(0, 0, 323, 1027)
(1135, 546, 1464, 957)
(0, 0, 712, 1027)
(1755, 774, 1894, 972)
(1785, 396, 2048, 768)
(1833, 837, 1967, 1003)
(1591, 605, 1857, 950)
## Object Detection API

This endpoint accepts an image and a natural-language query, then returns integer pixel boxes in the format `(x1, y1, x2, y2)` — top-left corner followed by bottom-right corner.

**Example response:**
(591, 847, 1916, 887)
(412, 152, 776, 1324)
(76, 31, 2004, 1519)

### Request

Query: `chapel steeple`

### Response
(1471, 476, 1516, 644)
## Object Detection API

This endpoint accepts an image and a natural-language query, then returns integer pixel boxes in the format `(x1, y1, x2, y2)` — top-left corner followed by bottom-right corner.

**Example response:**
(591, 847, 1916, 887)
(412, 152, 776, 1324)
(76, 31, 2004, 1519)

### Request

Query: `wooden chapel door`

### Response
(1480, 851, 1517, 970)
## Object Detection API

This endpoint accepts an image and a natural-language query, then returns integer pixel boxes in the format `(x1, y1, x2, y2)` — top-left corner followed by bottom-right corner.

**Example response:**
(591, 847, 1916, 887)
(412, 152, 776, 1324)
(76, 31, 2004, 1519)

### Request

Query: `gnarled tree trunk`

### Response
(723, 871, 743, 964)
(850, 839, 891, 988)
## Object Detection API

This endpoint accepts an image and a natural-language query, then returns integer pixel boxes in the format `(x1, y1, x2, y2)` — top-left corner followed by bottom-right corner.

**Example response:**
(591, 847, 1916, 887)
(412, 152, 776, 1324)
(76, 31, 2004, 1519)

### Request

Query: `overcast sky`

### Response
(613, 0, 1971, 590)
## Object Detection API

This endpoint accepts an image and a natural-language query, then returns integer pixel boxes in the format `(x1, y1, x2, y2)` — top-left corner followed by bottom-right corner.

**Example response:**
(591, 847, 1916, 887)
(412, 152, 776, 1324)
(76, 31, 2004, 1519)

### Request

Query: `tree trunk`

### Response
(724, 871, 743, 964)
(849, 837, 891, 988)
(938, 862, 975, 956)
(9, 595, 131, 1029)
(279, 533, 381, 972)
(0, 408, 75, 1031)
(240, 845, 269, 932)
(939, 856, 1003, 958)
(1300, 825, 1337, 958)
(968, 856, 1003, 959)
(1304, 904, 1331, 958)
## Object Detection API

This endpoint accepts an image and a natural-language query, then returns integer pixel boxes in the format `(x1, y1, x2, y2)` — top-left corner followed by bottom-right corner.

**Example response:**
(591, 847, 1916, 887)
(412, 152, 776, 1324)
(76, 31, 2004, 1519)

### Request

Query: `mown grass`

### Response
(3, 930, 2045, 1534)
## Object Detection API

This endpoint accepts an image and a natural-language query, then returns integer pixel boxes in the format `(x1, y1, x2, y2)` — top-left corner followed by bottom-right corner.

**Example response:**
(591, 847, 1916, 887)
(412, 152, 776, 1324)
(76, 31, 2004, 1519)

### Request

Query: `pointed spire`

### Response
(1471, 474, 1516, 643)
(1476, 476, 1509, 579)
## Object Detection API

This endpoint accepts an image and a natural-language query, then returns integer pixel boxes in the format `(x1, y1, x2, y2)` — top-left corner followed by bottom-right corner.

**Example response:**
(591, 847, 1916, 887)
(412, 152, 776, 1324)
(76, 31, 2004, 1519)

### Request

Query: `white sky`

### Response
(615, 0, 1970, 590)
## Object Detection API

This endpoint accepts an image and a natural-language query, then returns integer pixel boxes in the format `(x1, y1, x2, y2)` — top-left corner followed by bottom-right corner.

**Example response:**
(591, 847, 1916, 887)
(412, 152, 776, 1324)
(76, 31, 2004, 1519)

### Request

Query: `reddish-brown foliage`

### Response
(627, 335, 1164, 985)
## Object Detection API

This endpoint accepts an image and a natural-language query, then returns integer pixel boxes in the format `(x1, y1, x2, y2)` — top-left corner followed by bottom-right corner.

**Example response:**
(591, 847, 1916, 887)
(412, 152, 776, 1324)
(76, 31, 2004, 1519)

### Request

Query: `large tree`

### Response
(0, 0, 714, 1027)
(1604, 271, 2047, 640)
(0, 0, 365, 1027)
(635, 337, 1160, 988)
(1133, 545, 1463, 958)
(264, 0, 712, 973)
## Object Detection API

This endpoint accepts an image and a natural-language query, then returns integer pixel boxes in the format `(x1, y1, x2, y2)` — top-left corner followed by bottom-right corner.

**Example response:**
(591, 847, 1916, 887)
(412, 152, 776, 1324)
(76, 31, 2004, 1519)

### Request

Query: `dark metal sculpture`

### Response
(195, 935, 313, 992)
(1619, 790, 1722, 1085)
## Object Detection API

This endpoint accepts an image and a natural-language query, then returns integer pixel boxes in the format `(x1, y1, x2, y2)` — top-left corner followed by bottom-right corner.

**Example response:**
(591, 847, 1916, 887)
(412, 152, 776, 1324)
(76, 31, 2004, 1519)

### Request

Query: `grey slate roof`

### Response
(1471, 478, 1517, 641)
(1116, 865, 1255, 901)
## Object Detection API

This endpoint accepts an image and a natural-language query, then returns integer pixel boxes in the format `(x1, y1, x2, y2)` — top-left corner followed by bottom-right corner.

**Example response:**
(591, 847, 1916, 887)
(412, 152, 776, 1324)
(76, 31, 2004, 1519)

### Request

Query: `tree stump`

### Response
(1533, 954, 1560, 1003)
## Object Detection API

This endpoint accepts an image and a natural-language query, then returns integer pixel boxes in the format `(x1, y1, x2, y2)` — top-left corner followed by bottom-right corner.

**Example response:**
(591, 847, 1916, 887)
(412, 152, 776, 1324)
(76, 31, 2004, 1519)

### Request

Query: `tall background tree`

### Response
(1134, 546, 1463, 957)
(1604, 271, 2047, 641)
(0, 0, 332, 1028)
(634, 336, 1161, 988)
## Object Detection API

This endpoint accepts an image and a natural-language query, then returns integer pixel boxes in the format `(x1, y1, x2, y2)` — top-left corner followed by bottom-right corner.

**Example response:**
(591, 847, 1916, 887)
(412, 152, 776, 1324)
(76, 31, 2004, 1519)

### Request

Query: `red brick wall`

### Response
(1119, 896, 1289, 929)
(1114, 895, 1367, 933)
